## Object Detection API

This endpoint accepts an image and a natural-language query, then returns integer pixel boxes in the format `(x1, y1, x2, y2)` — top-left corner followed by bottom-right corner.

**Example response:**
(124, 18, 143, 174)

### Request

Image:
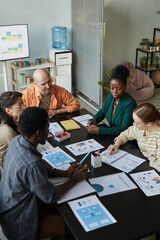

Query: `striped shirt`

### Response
(115, 126, 160, 172)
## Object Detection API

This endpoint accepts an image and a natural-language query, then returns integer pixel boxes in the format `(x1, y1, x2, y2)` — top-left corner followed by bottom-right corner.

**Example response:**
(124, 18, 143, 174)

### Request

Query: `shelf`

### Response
(137, 65, 159, 71)
(15, 62, 53, 72)
(10, 58, 55, 91)
(18, 83, 33, 89)
(137, 48, 160, 53)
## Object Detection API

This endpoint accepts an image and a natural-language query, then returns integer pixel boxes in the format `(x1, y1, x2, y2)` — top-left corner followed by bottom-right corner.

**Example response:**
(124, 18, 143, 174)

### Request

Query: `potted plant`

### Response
(139, 38, 149, 50)
(139, 56, 148, 69)
(148, 42, 154, 52)
(98, 68, 115, 92)
(152, 54, 160, 67)
(98, 68, 132, 91)
(155, 42, 160, 51)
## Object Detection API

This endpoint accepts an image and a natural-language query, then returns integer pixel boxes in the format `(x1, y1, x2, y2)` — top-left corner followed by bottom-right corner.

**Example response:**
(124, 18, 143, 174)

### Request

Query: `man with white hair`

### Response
(22, 68, 80, 118)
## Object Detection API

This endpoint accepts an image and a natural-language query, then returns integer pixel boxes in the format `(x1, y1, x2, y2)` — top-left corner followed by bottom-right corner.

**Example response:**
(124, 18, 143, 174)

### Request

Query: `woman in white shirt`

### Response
(108, 103, 160, 172)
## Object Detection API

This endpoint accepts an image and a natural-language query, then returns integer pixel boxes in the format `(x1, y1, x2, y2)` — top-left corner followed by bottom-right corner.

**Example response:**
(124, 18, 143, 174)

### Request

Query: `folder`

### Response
(60, 119, 81, 131)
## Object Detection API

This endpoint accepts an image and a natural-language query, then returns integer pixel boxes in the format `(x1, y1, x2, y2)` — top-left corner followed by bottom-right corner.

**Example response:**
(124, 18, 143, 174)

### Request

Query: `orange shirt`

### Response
(22, 85, 80, 113)
(111, 101, 117, 122)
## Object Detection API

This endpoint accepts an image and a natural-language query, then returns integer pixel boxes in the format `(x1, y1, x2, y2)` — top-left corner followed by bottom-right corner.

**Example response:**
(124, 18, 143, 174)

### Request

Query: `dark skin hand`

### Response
(58, 164, 88, 195)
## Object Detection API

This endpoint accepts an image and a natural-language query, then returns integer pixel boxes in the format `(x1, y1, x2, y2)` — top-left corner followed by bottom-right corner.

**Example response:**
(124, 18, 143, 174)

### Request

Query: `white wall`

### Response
(0, 0, 72, 93)
(103, 0, 160, 77)
(1, 0, 160, 94)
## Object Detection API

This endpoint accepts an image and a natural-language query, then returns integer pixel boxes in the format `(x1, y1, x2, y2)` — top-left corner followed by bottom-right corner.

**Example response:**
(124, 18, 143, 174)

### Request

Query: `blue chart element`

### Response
(44, 151, 74, 167)
(92, 184, 104, 193)
(76, 204, 113, 230)
(109, 184, 114, 188)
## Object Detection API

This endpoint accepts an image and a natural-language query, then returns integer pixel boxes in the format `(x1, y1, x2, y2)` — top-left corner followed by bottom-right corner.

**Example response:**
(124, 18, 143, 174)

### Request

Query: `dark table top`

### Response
(48, 108, 160, 240)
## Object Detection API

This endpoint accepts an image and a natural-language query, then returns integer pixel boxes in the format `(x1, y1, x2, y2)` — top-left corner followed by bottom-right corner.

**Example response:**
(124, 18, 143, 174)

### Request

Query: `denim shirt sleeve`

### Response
(25, 161, 62, 203)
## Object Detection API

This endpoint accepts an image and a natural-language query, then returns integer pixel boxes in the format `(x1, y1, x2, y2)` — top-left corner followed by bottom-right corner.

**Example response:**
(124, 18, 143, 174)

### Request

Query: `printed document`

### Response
(66, 139, 104, 156)
(130, 170, 160, 196)
(55, 180, 95, 204)
(68, 195, 116, 232)
(73, 114, 103, 127)
(89, 172, 137, 196)
(37, 142, 75, 169)
(101, 149, 145, 173)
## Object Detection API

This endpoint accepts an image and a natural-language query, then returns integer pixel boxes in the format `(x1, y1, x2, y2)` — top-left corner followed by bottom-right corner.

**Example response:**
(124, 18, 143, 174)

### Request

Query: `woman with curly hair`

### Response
(87, 64, 137, 135)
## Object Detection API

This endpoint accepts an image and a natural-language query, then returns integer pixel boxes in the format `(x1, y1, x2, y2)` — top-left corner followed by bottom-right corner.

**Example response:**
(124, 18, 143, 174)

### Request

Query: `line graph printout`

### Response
(0, 24, 29, 61)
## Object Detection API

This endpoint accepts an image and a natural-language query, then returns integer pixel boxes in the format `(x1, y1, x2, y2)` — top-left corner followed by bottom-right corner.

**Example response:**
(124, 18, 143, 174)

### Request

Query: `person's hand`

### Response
(87, 119, 96, 126)
(47, 109, 60, 118)
(107, 144, 119, 155)
(70, 164, 88, 183)
(65, 163, 80, 178)
(87, 125, 99, 135)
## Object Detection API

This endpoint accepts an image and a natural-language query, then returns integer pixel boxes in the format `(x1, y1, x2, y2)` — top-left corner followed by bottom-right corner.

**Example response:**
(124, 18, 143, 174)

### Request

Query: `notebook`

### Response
(60, 119, 81, 130)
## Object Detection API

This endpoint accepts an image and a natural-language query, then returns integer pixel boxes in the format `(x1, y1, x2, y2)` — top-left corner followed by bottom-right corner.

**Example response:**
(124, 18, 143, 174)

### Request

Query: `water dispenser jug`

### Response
(52, 26, 67, 49)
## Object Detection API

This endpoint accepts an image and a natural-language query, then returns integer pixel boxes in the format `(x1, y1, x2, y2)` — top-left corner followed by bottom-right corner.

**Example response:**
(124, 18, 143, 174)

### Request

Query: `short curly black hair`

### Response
(18, 107, 48, 138)
(110, 64, 130, 86)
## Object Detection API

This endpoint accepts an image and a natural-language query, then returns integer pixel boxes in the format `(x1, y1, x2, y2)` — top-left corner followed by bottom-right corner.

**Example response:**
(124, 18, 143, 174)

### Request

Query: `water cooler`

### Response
(49, 48, 72, 93)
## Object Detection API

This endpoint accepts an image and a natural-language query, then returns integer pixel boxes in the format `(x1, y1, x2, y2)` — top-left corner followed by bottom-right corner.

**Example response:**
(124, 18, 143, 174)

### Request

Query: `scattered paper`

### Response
(73, 114, 103, 127)
(68, 195, 116, 232)
(89, 172, 137, 196)
(101, 149, 145, 173)
(37, 142, 75, 169)
(57, 180, 95, 204)
(43, 147, 75, 169)
(130, 170, 160, 196)
(66, 139, 104, 156)
(49, 122, 64, 136)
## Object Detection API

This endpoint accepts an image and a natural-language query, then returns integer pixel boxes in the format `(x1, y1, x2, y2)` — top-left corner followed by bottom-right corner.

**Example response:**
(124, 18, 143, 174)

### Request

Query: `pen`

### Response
(80, 152, 90, 164)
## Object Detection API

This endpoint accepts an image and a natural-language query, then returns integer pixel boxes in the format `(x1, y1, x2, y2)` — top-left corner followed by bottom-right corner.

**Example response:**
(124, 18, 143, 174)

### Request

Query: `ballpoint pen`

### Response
(80, 152, 90, 164)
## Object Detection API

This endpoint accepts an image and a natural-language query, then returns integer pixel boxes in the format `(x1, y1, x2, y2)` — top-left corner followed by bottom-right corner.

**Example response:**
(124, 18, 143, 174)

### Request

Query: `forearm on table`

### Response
(114, 138, 124, 147)
(47, 168, 68, 178)
(57, 107, 68, 114)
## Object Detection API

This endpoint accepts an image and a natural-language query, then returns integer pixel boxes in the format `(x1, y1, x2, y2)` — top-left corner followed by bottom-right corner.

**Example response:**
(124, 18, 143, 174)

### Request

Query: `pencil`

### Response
(80, 152, 90, 164)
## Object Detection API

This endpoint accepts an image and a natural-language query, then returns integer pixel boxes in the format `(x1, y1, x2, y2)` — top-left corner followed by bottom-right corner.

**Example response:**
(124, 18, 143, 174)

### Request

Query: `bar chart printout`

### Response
(68, 195, 117, 232)
(0, 24, 29, 61)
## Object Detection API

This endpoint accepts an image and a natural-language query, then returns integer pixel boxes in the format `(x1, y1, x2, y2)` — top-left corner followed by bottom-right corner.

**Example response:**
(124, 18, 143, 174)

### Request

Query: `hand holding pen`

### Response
(87, 119, 96, 127)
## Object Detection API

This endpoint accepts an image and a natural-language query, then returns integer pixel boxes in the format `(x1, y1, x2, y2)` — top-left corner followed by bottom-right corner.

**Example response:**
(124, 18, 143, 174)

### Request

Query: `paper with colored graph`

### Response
(68, 195, 116, 232)
(37, 142, 75, 169)
(130, 170, 160, 196)
(89, 172, 137, 197)
(65, 139, 104, 156)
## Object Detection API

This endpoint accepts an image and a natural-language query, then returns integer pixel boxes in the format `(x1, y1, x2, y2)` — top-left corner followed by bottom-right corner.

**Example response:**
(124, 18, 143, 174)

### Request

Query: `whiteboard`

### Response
(72, 0, 104, 106)
(0, 24, 29, 61)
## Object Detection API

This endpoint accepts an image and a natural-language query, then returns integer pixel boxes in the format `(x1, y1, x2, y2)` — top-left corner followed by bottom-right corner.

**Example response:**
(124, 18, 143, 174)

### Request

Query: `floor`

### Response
(77, 87, 160, 240)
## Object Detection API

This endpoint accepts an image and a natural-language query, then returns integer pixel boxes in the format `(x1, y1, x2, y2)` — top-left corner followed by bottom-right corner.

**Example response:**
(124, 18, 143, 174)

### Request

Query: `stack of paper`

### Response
(60, 119, 81, 130)
(49, 122, 64, 136)
(55, 132, 71, 142)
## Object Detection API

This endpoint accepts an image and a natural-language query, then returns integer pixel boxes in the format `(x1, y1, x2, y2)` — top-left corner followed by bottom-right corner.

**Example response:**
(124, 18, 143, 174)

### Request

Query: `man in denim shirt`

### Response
(0, 107, 88, 240)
